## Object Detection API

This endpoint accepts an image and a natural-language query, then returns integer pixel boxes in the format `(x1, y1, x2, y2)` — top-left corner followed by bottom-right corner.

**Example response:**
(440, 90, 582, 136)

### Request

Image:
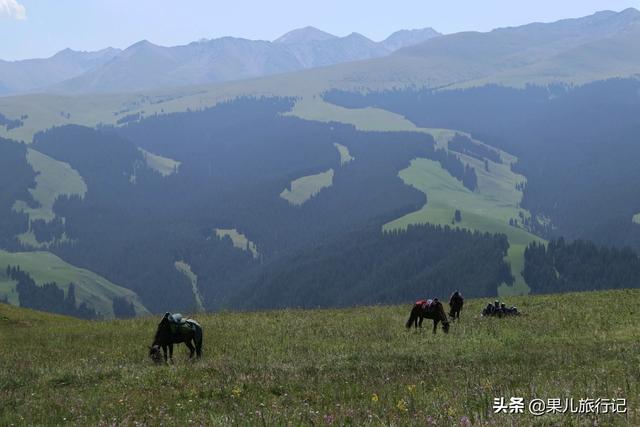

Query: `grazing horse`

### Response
(449, 291, 464, 321)
(405, 299, 450, 334)
(149, 312, 202, 364)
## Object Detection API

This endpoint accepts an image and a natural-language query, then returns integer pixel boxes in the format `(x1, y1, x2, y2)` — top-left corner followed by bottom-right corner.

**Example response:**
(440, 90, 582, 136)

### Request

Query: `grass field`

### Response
(290, 97, 543, 295)
(0, 289, 637, 426)
(0, 250, 148, 318)
(280, 169, 335, 206)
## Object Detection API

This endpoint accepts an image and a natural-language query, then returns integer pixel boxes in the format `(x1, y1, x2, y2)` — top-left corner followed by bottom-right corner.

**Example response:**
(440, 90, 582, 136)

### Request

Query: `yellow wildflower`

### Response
(231, 386, 242, 398)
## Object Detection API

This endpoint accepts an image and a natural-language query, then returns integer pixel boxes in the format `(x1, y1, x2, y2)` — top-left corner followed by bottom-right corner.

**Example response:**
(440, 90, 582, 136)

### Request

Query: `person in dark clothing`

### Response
(449, 290, 464, 320)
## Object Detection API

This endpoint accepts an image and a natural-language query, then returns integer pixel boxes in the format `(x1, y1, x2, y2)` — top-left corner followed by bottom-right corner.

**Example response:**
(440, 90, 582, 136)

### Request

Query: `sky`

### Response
(1, 0, 639, 61)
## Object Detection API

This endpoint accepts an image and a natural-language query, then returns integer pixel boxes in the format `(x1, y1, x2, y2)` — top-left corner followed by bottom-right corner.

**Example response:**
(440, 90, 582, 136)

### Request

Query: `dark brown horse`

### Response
(405, 299, 450, 334)
(449, 291, 464, 321)
(149, 313, 202, 364)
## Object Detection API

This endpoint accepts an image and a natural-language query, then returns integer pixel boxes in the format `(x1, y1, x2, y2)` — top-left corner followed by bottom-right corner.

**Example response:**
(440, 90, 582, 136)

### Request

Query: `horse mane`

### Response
(152, 318, 169, 345)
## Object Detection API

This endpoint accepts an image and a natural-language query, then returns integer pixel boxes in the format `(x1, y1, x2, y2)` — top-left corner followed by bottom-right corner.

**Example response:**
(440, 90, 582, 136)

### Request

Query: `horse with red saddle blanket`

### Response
(405, 298, 450, 334)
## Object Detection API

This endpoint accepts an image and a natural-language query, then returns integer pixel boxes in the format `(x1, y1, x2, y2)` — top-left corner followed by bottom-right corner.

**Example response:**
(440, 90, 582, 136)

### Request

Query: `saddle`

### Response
(416, 299, 435, 310)
(164, 312, 192, 335)
(167, 313, 185, 324)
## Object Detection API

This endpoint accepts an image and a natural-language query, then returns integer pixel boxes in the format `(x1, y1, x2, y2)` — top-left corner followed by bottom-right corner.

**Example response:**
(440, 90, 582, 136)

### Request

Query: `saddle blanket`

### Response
(415, 299, 434, 309)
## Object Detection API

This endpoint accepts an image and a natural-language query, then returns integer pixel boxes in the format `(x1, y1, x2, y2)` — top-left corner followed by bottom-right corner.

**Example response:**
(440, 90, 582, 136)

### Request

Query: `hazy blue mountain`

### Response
(274, 26, 338, 44)
(0, 48, 121, 95)
(397, 8, 640, 60)
(381, 28, 441, 51)
(45, 26, 441, 94)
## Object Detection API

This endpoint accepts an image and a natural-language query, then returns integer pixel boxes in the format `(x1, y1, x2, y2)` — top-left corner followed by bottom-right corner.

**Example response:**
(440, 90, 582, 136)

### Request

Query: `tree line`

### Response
(230, 222, 513, 310)
(523, 238, 640, 294)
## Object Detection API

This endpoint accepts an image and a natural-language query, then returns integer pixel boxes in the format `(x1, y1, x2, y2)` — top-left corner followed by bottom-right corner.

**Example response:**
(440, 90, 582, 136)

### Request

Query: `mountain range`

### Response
(1, 9, 638, 101)
(0, 48, 121, 96)
(0, 26, 440, 95)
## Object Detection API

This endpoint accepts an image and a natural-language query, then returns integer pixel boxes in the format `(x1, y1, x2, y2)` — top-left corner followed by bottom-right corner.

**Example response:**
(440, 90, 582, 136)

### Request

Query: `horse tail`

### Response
(194, 323, 203, 357)
(406, 304, 419, 328)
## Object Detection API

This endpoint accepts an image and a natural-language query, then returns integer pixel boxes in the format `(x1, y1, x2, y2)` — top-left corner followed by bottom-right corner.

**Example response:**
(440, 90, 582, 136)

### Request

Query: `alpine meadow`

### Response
(0, 2, 639, 426)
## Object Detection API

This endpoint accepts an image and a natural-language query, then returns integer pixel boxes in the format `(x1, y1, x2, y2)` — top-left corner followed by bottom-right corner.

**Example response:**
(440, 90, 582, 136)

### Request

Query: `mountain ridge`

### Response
(0, 26, 441, 96)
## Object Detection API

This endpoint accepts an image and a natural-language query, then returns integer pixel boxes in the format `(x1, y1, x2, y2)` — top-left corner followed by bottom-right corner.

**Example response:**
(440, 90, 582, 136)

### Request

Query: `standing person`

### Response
(449, 290, 464, 320)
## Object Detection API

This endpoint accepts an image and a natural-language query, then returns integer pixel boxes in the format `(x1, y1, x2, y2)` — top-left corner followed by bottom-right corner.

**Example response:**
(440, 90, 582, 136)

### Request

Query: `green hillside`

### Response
(290, 97, 543, 294)
(12, 148, 87, 247)
(215, 228, 259, 259)
(280, 169, 334, 205)
(139, 148, 180, 176)
(13, 148, 87, 223)
(1, 289, 637, 426)
(0, 250, 149, 318)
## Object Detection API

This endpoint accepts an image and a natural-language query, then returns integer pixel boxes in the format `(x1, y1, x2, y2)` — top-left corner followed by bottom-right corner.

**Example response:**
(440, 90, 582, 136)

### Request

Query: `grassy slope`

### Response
(139, 148, 180, 176)
(0, 289, 637, 426)
(333, 142, 355, 165)
(215, 228, 259, 259)
(14, 148, 87, 223)
(174, 261, 205, 313)
(290, 98, 542, 295)
(12, 148, 87, 248)
(0, 250, 149, 318)
(280, 169, 334, 206)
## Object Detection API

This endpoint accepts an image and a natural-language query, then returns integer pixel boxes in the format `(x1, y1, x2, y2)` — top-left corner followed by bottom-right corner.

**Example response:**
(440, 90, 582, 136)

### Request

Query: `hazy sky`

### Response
(2, 0, 639, 61)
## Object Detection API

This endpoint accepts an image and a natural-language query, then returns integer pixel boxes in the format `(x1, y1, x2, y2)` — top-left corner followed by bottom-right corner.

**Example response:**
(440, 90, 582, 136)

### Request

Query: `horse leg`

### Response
(186, 340, 195, 359)
(418, 314, 424, 329)
(162, 345, 168, 364)
(433, 320, 438, 334)
(169, 344, 174, 363)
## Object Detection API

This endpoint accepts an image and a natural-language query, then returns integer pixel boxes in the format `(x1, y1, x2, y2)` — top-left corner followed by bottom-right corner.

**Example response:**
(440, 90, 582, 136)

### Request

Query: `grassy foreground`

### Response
(1, 290, 638, 426)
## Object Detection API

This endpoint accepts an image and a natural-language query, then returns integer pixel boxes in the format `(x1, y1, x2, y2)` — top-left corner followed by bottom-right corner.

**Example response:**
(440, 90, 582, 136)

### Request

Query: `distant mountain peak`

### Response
(345, 32, 371, 40)
(620, 7, 640, 15)
(274, 26, 338, 44)
(615, 7, 640, 22)
(129, 39, 157, 49)
(385, 27, 440, 40)
(594, 7, 640, 18)
(54, 47, 76, 55)
(382, 27, 441, 51)
(52, 46, 120, 59)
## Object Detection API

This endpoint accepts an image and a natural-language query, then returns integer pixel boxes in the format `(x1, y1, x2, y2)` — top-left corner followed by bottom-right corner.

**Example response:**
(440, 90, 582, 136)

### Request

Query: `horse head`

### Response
(148, 344, 162, 364)
(436, 301, 450, 333)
